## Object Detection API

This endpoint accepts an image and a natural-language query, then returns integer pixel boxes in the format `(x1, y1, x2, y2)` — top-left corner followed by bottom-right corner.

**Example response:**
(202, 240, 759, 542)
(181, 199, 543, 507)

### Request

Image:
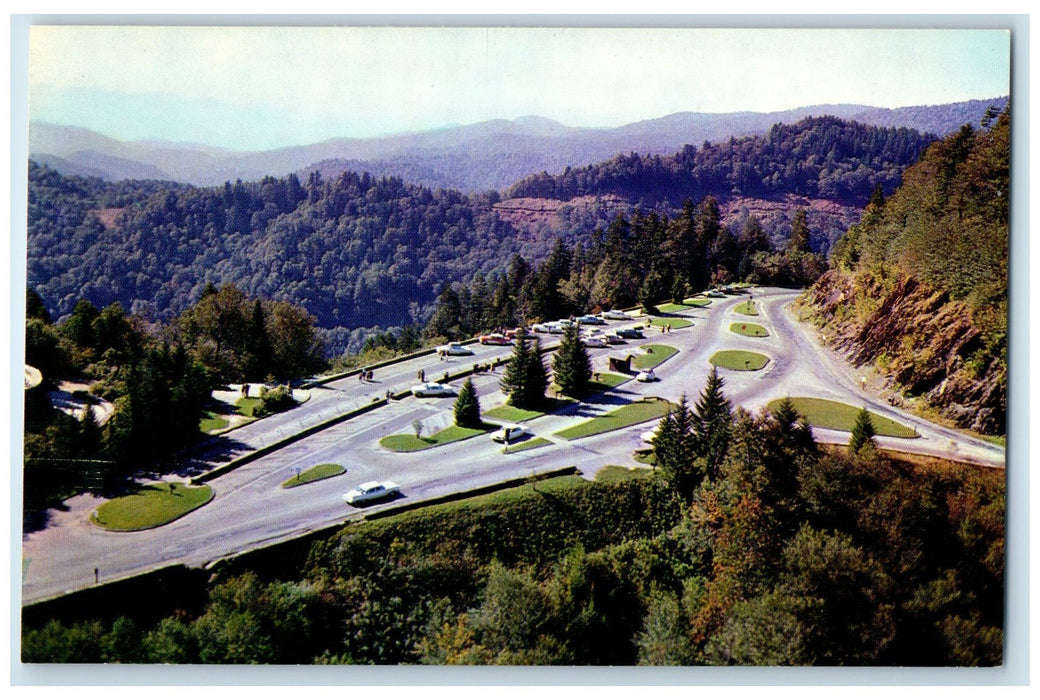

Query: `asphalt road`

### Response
(20, 287, 1005, 605)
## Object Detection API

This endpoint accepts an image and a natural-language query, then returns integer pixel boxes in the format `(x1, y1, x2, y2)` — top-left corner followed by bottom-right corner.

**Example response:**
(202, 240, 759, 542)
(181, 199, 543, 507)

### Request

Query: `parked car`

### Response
(411, 382, 455, 397)
(707, 289, 725, 298)
(491, 424, 530, 443)
(504, 327, 523, 339)
(601, 309, 632, 320)
(640, 422, 663, 443)
(545, 322, 566, 334)
(479, 333, 512, 345)
(603, 333, 626, 344)
(437, 342, 474, 356)
(531, 323, 552, 333)
(343, 480, 401, 505)
(636, 369, 658, 382)
(615, 327, 644, 339)
(581, 335, 609, 348)
(576, 314, 606, 325)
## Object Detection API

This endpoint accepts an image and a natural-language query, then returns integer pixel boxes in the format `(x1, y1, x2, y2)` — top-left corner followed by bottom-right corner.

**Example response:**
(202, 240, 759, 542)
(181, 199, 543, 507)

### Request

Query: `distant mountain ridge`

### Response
(29, 97, 1008, 191)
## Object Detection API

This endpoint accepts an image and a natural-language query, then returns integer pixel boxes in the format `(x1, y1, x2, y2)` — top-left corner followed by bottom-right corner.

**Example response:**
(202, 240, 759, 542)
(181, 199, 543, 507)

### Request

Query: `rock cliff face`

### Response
(802, 270, 1005, 435)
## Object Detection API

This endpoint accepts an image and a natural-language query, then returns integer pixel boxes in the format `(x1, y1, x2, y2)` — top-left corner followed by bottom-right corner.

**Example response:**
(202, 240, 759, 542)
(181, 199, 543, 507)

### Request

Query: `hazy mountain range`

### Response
(28, 97, 1008, 193)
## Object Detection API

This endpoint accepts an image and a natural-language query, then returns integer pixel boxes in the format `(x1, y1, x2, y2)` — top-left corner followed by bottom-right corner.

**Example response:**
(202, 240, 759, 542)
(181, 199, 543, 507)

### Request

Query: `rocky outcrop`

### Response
(803, 270, 1005, 435)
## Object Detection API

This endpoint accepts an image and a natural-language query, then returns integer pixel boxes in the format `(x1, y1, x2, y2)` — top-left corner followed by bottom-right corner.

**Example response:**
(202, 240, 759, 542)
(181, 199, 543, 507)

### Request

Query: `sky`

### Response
(26, 24, 1012, 152)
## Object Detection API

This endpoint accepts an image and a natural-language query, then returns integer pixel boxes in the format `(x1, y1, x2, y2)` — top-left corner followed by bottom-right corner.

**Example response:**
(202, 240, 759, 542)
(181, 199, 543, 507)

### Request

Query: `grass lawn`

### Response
(91, 483, 214, 532)
(647, 317, 694, 330)
(594, 465, 655, 483)
(200, 411, 230, 434)
(710, 350, 770, 371)
(729, 322, 770, 338)
(380, 424, 492, 452)
(503, 436, 551, 454)
(281, 463, 346, 488)
(555, 397, 674, 440)
(587, 372, 628, 392)
(656, 301, 708, 313)
(236, 396, 264, 417)
(768, 397, 918, 438)
(633, 345, 679, 370)
(733, 300, 759, 316)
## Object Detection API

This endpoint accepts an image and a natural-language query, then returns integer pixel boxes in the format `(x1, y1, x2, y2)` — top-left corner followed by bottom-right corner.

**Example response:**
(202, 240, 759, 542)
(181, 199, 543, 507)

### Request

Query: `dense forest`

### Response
(506, 117, 935, 210)
(800, 106, 1009, 434)
(22, 384, 1004, 665)
(27, 116, 941, 356)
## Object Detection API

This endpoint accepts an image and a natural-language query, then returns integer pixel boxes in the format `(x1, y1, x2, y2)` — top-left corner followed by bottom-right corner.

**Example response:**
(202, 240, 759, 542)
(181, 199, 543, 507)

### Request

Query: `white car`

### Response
(640, 423, 663, 444)
(602, 310, 631, 320)
(602, 333, 626, 344)
(636, 369, 658, 382)
(546, 323, 566, 334)
(581, 335, 609, 348)
(411, 382, 455, 397)
(531, 323, 552, 333)
(436, 342, 474, 356)
(491, 424, 530, 443)
(576, 314, 606, 325)
(343, 480, 401, 505)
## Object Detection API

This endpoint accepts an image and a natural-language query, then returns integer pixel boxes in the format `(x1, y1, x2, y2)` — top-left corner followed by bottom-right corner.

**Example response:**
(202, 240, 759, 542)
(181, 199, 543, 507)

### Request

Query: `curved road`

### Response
(21, 287, 1004, 605)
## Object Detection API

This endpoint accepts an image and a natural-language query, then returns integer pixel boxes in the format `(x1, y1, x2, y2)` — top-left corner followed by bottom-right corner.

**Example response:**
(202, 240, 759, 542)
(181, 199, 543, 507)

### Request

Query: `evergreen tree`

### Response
(653, 393, 701, 500)
(849, 407, 877, 454)
(500, 329, 532, 408)
(453, 377, 482, 428)
(524, 336, 550, 408)
(693, 367, 733, 480)
(552, 324, 592, 399)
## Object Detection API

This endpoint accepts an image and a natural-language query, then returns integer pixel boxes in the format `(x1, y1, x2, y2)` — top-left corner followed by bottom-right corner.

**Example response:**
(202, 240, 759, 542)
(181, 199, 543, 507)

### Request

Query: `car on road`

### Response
(491, 424, 531, 443)
(479, 333, 512, 345)
(411, 382, 455, 397)
(581, 335, 609, 348)
(601, 309, 632, 320)
(707, 289, 726, 298)
(343, 480, 401, 505)
(636, 369, 658, 382)
(576, 314, 606, 325)
(437, 342, 474, 356)
(615, 327, 645, 339)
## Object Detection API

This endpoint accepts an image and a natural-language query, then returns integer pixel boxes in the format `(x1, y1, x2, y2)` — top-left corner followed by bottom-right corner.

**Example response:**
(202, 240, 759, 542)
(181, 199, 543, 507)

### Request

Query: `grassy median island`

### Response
(91, 483, 214, 531)
(281, 463, 346, 488)
(633, 345, 678, 370)
(647, 317, 694, 330)
(733, 300, 759, 316)
(682, 297, 712, 307)
(729, 321, 770, 338)
(484, 396, 575, 423)
(554, 397, 674, 440)
(768, 397, 918, 438)
(380, 424, 492, 452)
(710, 350, 770, 371)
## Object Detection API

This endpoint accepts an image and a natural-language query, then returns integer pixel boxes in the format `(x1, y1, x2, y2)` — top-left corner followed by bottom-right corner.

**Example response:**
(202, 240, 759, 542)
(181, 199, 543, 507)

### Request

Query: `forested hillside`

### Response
(506, 117, 934, 211)
(800, 108, 1008, 435)
(27, 164, 543, 352)
(27, 115, 946, 357)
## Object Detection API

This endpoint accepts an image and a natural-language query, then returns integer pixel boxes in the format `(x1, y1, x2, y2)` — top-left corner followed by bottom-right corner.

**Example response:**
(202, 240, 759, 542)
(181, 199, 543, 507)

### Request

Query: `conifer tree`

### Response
(552, 324, 592, 398)
(693, 367, 733, 480)
(652, 393, 701, 500)
(524, 336, 550, 408)
(849, 407, 877, 454)
(453, 377, 482, 429)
